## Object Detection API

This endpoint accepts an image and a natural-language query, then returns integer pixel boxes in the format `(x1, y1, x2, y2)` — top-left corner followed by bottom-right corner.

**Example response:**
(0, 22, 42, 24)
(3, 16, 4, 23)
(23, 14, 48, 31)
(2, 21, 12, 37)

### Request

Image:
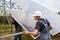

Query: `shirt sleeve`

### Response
(46, 19, 50, 26)
(35, 22, 41, 31)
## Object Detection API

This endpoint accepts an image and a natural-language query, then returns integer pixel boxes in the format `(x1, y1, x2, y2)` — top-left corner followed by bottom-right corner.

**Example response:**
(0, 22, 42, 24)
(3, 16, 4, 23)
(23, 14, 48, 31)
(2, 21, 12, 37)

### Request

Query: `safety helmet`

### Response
(33, 11, 43, 17)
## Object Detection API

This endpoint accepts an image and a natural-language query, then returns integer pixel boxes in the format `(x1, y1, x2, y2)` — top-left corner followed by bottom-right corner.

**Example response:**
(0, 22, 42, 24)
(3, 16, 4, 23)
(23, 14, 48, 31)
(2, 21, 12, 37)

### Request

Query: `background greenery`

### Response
(58, 12, 60, 15)
(0, 23, 60, 40)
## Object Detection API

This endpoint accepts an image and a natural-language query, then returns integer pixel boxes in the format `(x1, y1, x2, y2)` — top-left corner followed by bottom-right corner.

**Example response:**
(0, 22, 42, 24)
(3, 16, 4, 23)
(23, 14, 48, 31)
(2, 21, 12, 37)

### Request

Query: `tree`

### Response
(58, 12, 60, 15)
(0, 7, 5, 15)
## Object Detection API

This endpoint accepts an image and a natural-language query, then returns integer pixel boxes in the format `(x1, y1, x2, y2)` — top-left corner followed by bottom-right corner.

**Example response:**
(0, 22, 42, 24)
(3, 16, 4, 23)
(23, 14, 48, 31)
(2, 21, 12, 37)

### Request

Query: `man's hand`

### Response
(10, 14, 14, 23)
(24, 31, 30, 35)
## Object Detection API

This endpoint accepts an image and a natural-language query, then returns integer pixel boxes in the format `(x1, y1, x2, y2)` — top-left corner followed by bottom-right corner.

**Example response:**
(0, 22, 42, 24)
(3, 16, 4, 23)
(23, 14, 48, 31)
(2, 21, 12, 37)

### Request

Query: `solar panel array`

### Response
(6, 0, 60, 39)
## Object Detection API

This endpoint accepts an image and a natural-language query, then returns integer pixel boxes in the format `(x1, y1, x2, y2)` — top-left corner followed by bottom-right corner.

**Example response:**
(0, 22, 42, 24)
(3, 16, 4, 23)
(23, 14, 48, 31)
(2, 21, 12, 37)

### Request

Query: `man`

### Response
(24, 11, 53, 40)
(10, 16, 22, 40)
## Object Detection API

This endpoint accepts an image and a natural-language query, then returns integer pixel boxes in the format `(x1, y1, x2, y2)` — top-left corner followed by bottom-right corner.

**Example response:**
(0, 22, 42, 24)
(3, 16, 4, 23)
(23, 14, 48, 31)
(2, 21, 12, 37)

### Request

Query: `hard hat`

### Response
(33, 11, 42, 17)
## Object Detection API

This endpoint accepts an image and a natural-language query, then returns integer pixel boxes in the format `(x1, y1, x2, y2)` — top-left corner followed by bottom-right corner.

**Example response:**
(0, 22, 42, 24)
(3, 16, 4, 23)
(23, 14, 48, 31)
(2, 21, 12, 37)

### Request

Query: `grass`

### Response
(0, 24, 60, 40)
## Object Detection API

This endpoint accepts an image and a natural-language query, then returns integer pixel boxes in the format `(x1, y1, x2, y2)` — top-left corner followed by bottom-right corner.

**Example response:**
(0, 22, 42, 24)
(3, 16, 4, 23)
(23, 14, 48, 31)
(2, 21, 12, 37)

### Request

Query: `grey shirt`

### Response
(35, 18, 50, 32)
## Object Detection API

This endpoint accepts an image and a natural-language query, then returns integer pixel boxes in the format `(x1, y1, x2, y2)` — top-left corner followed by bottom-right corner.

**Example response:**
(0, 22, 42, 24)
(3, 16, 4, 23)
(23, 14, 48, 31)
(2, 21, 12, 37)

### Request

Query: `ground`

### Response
(0, 24, 60, 40)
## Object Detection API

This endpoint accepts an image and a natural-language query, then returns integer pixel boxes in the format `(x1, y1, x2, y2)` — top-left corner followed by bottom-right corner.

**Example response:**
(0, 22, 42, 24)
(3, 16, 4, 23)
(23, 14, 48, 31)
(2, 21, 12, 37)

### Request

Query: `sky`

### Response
(5, 0, 60, 12)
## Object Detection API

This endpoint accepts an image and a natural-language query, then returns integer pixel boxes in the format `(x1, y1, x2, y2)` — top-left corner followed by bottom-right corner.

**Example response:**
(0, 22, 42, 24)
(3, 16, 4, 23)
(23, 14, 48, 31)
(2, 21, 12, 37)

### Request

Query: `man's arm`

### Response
(29, 29, 38, 35)
(10, 14, 14, 23)
(49, 24, 53, 30)
(46, 19, 53, 30)
(24, 29, 38, 36)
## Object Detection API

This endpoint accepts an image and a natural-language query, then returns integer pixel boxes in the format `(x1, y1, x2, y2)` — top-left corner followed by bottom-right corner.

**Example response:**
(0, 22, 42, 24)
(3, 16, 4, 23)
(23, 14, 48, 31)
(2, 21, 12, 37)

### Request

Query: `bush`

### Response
(0, 16, 9, 24)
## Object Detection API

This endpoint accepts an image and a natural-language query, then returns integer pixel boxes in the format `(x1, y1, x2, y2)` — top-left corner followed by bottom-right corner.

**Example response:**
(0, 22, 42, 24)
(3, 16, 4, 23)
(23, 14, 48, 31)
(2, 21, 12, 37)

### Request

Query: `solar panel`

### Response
(6, 0, 60, 39)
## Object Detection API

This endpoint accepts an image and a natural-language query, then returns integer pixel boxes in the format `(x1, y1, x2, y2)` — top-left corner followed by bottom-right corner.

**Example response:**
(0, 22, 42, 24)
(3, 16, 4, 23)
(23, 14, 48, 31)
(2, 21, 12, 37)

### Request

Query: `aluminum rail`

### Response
(0, 32, 23, 38)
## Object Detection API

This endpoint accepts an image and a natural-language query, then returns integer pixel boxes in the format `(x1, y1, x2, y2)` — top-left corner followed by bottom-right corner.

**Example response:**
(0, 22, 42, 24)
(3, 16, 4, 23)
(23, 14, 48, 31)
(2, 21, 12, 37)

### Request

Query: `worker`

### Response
(10, 15, 22, 40)
(24, 11, 53, 40)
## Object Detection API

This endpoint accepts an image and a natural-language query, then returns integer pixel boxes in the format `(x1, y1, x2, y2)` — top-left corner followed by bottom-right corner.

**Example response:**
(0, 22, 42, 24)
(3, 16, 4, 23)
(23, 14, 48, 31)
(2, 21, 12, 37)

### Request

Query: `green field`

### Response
(0, 24, 60, 40)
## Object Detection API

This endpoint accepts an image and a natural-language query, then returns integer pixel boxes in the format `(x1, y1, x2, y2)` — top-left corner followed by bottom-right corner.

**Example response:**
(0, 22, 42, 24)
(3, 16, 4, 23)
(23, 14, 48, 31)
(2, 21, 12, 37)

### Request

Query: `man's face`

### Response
(34, 16, 40, 20)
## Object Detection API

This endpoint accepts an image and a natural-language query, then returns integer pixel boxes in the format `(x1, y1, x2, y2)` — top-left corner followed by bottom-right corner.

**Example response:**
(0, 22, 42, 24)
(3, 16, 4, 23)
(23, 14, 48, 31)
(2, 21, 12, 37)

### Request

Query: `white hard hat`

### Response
(33, 11, 43, 17)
